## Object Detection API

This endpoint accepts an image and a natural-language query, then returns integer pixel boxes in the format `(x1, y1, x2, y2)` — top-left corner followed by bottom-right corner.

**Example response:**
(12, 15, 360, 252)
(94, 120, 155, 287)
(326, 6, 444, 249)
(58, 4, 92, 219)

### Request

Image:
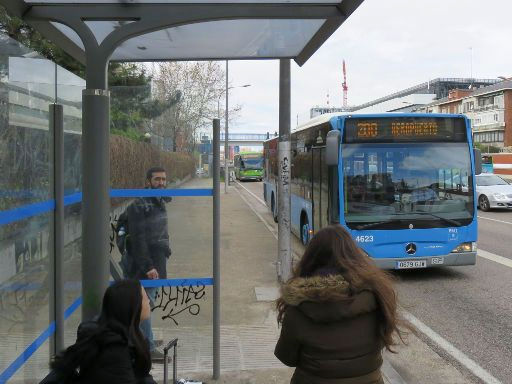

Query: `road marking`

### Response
(478, 215, 512, 225)
(234, 181, 267, 207)
(478, 249, 512, 268)
(402, 310, 502, 384)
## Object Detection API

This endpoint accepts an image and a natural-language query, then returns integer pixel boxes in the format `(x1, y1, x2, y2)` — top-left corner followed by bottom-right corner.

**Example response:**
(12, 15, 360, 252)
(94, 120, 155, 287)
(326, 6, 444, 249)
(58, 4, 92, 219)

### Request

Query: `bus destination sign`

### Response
(344, 117, 466, 143)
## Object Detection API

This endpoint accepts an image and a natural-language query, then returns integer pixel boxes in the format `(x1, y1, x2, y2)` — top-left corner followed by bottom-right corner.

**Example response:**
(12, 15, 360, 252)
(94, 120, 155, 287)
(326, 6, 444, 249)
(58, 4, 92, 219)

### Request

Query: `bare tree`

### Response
(153, 61, 240, 152)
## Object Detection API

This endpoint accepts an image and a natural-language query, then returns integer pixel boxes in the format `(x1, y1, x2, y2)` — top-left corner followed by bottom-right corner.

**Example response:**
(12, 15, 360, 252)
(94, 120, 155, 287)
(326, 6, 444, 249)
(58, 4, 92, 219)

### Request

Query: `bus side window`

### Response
(328, 165, 339, 224)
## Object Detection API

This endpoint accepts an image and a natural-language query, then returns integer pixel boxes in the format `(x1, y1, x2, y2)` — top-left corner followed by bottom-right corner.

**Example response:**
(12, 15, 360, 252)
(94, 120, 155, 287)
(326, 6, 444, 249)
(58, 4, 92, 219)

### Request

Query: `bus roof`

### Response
(293, 112, 467, 134)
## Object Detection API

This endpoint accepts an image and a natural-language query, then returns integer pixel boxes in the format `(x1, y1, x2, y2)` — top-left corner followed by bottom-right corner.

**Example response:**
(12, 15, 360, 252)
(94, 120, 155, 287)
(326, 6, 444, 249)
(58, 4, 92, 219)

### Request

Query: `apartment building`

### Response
(416, 80, 512, 148)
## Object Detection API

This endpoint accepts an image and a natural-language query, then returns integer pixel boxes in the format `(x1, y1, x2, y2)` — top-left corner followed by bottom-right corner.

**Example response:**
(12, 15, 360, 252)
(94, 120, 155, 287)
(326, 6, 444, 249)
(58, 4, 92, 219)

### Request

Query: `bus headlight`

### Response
(451, 242, 476, 253)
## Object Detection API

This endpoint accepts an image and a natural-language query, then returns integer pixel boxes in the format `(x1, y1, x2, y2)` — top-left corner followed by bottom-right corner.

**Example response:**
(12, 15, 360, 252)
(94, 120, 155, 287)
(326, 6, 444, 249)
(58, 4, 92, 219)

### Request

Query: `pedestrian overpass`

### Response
(220, 132, 276, 147)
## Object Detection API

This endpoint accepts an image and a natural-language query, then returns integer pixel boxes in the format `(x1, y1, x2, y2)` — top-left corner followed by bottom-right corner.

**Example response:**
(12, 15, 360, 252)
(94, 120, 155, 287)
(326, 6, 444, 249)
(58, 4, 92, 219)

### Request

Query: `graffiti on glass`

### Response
(152, 282, 206, 326)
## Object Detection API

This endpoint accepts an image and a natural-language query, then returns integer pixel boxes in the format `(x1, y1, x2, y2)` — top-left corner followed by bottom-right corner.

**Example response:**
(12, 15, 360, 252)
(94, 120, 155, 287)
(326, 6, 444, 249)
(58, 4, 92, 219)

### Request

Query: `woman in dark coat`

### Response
(275, 225, 409, 384)
(46, 280, 156, 384)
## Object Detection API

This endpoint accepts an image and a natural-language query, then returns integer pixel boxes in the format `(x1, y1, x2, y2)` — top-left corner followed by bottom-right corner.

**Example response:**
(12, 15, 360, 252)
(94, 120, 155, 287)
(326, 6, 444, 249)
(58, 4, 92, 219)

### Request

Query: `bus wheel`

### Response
(479, 195, 490, 211)
(301, 216, 310, 245)
(271, 193, 278, 223)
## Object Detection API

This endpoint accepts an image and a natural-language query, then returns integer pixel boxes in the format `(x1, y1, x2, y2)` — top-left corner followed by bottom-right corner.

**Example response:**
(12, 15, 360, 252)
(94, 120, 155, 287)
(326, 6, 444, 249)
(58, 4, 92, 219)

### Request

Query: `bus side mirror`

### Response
(474, 148, 482, 175)
(326, 130, 341, 166)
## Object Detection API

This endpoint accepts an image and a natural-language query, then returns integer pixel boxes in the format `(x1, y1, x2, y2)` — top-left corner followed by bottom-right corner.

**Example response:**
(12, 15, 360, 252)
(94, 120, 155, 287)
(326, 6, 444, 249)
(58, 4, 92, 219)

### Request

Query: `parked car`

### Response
(475, 174, 512, 211)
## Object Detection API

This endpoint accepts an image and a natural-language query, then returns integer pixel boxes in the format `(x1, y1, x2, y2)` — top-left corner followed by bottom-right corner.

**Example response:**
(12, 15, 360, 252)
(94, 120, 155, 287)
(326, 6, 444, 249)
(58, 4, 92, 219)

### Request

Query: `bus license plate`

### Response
(396, 260, 427, 269)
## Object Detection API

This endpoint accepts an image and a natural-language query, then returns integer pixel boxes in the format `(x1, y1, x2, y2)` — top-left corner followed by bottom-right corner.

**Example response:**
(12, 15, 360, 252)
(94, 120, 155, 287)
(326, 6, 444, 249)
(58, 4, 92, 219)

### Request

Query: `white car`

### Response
(475, 174, 512, 211)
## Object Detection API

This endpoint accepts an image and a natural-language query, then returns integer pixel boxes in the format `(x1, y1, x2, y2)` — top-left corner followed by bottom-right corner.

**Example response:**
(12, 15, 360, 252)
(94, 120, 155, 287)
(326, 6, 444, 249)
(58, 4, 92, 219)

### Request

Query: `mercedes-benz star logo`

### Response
(405, 243, 417, 255)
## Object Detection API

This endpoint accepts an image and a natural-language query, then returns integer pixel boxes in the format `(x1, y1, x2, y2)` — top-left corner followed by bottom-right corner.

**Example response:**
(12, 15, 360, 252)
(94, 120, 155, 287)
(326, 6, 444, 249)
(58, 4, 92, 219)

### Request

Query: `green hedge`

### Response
(110, 134, 196, 189)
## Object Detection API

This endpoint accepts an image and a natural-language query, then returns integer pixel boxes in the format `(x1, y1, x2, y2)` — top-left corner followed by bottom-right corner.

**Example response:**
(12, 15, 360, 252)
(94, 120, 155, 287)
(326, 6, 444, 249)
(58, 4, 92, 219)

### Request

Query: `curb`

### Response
(382, 360, 407, 384)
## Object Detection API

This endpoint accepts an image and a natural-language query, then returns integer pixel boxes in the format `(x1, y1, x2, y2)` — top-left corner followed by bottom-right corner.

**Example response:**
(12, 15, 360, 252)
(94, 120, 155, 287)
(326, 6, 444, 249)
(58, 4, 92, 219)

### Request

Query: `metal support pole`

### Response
(278, 59, 292, 282)
(49, 103, 64, 355)
(224, 60, 229, 194)
(82, 88, 110, 320)
(212, 118, 221, 379)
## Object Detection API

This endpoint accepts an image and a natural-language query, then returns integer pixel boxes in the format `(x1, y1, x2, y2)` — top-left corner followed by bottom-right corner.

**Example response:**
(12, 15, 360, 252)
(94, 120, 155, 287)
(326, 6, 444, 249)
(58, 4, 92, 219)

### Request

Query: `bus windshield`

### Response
(241, 157, 263, 170)
(341, 142, 474, 229)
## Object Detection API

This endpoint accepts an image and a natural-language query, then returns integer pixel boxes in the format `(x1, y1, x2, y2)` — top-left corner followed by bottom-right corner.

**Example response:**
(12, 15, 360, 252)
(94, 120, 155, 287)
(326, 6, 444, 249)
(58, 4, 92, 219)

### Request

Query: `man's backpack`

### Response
(115, 208, 134, 277)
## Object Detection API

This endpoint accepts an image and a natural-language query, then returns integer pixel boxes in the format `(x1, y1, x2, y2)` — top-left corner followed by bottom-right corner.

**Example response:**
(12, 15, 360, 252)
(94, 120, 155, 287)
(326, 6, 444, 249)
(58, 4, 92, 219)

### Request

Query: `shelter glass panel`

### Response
(58, 66, 85, 339)
(0, 33, 54, 382)
(111, 88, 215, 374)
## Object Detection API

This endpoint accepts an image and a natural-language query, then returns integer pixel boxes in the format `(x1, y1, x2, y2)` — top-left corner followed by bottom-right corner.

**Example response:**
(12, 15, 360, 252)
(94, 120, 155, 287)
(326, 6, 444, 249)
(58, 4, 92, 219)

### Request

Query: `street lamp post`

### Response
(225, 60, 229, 194)
(222, 60, 250, 193)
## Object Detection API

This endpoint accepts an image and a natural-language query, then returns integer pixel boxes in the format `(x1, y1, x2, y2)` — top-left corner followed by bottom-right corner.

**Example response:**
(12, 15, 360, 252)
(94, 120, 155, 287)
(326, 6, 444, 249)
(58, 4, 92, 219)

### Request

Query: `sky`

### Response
(225, 0, 512, 135)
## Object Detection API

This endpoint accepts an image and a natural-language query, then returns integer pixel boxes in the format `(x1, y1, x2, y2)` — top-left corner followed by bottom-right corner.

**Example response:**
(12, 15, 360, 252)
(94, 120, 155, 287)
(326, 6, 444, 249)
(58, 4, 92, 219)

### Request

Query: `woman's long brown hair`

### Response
(277, 224, 411, 352)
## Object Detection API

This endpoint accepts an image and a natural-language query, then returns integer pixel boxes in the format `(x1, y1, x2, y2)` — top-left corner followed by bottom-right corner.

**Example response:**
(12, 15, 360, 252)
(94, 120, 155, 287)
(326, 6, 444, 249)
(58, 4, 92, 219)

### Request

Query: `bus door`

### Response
(312, 146, 329, 233)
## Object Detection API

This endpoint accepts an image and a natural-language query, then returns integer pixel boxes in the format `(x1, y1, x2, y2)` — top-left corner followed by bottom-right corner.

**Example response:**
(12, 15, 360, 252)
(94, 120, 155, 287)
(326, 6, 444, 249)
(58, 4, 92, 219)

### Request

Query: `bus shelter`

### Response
(0, 0, 363, 380)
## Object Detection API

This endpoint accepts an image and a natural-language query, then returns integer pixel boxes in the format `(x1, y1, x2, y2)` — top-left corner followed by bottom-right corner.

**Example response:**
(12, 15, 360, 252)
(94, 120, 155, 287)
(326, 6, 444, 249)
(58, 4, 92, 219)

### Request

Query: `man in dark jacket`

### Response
(127, 166, 172, 362)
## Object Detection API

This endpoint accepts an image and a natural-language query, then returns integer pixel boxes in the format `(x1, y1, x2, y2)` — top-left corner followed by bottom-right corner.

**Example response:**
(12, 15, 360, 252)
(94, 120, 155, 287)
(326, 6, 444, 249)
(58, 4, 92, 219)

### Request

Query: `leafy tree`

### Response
(109, 63, 181, 136)
(154, 61, 240, 152)
(474, 142, 501, 153)
(0, 6, 85, 77)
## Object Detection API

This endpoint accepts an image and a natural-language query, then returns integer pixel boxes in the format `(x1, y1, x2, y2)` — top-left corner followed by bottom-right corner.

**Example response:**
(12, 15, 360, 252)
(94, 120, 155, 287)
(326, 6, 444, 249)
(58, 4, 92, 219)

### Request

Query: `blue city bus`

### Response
(263, 113, 482, 269)
(481, 155, 494, 173)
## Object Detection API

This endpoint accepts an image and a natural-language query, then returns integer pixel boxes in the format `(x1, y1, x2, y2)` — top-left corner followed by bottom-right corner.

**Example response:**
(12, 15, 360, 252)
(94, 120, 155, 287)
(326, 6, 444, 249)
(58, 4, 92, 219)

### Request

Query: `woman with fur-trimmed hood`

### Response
(275, 225, 409, 384)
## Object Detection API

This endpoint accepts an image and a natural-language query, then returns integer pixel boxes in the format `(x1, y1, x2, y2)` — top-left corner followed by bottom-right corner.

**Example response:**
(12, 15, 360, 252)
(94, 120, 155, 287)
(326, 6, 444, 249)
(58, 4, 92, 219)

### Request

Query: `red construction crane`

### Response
(342, 60, 348, 108)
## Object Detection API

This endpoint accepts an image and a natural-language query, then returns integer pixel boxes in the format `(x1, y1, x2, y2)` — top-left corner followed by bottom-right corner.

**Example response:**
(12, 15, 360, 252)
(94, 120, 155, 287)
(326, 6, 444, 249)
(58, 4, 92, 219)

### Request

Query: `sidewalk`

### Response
(148, 179, 403, 384)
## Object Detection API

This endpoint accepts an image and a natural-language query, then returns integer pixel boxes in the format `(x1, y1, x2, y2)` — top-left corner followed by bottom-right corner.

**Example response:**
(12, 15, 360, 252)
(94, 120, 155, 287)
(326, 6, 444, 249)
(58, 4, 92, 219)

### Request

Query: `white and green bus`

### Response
(234, 151, 264, 181)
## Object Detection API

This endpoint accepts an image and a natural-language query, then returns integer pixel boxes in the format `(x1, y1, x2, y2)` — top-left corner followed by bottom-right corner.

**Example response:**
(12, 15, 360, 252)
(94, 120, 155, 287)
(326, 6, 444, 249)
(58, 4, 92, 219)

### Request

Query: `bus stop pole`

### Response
(212, 118, 221, 379)
(49, 103, 65, 355)
(82, 59, 110, 321)
(224, 60, 229, 194)
(278, 59, 292, 282)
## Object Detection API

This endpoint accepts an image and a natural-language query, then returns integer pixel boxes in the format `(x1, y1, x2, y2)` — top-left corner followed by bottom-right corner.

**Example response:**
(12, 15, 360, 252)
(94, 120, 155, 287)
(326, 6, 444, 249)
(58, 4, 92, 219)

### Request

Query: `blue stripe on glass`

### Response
(0, 278, 215, 293)
(0, 282, 40, 292)
(140, 277, 214, 288)
(0, 189, 212, 227)
(110, 189, 213, 198)
(64, 297, 83, 319)
(0, 296, 84, 384)
(0, 200, 55, 226)
(63, 192, 82, 206)
(0, 322, 57, 383)
(0, 281, 81, 292)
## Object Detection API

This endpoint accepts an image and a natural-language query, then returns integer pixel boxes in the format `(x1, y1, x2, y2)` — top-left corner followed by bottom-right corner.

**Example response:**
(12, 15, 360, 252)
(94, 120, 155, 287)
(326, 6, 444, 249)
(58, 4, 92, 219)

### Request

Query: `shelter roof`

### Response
(2, 0, 363, 65)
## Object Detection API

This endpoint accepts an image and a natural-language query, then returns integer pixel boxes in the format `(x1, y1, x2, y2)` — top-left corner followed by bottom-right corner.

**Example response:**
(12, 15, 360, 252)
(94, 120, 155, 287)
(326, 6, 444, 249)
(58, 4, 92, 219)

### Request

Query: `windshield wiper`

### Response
(409, 212, 463, 227)
(355, 219, 402, 230)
